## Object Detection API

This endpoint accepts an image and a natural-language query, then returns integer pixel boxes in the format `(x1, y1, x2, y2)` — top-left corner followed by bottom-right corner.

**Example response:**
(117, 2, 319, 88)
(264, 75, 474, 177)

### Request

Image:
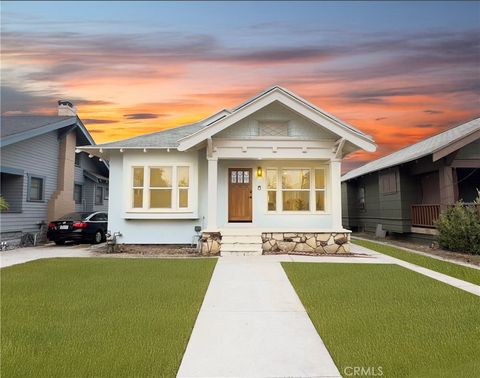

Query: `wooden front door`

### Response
(228, 168, 252, 222)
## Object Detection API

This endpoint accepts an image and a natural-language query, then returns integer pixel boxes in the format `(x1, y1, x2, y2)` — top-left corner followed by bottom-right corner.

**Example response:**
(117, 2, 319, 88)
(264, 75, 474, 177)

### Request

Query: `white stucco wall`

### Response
(107, 149, 207, 244)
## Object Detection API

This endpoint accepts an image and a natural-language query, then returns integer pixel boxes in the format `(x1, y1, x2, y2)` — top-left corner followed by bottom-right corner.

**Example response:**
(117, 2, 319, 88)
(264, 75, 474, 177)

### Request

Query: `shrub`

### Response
(436, 194, 480, 255)
(0, 196, 9, 211)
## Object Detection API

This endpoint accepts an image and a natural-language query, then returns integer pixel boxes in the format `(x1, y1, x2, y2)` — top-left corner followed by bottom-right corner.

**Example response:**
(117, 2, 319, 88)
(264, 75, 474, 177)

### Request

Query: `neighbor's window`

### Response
(27, 175, 45, 202)
(74, 184, 83, 204)
(282, 169, 310, 211)
(380, 171, 397, 194)
(358, 187, 365, 210)
(104, 187, 109, 200)
(95, 186, 104, 205)
(266, 169, 277, 211)
(315, 168, 326, 211)
(131, 165, 190, 210)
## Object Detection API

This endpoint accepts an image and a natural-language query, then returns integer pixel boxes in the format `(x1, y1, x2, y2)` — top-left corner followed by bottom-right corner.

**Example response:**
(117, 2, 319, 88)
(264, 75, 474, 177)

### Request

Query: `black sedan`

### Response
(47, 211, 108, 245)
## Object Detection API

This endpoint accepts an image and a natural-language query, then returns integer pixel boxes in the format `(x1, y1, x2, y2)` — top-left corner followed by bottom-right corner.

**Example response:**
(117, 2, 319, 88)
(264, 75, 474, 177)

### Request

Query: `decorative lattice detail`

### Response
(259, 122, 289, 136)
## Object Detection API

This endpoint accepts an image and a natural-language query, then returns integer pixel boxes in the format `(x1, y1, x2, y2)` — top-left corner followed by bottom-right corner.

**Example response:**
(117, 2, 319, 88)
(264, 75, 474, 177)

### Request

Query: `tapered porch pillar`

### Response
(207, 157, 218, 230)
(330, 159, 343, 229)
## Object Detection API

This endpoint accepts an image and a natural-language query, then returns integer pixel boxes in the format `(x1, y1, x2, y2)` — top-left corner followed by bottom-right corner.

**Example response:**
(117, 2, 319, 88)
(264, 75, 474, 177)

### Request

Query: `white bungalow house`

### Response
(79, 86, 376, 255)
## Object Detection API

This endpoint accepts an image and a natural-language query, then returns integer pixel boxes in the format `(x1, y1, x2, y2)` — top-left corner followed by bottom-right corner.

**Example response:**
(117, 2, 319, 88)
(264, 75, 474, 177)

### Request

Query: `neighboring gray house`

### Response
(341, 118, 480, 240)
(0, 101, 109, 245)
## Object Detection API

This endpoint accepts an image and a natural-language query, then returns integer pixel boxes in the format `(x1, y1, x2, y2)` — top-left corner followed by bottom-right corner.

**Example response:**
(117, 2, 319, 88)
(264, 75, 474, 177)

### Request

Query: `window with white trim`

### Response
(131, 165, 191, 210)
(266, 167, 327, 212)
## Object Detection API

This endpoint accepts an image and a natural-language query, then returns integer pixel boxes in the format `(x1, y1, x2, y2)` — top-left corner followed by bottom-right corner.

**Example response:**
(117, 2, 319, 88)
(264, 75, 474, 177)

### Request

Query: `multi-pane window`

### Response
(74, 184, 83, 204)
(132, 167, 144, 208)
(266, 169, 277, 211)
(131, 166, 190, 210)
(177, 166, 189, 208)
(28, 175, 44, 201)
(315, 169, 326, 211)
(95, 186, 104, 205)
(150, 167, 172, 208)
(358, 187, 366, 209)
(282, 169, 310, 211)
(266, 167, 327, 212)
(379, 171, 397, 194)
(230, 169, 250, 184)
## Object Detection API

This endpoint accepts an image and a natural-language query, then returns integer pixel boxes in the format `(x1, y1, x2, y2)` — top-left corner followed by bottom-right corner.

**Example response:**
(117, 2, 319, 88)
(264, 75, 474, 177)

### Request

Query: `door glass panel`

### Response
(231, 171, 237, 183)
(243, 170, 250, 183)
(237, 171, 243, 183)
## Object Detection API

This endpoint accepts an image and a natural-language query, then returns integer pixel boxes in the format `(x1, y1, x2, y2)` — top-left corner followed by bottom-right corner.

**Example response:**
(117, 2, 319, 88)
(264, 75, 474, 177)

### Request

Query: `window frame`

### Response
(379, 171, 397, 195)
(358, 186, 366, 210)
(74, 183, 83, 204)
(265, 166, 328, 214)
(26, 174, 46, 202)
(95, 185, 104, 205)
(129, 164, 194, 213)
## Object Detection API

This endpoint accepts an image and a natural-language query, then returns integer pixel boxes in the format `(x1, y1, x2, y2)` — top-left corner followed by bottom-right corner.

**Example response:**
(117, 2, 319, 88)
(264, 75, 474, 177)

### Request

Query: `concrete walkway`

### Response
(352, 244, 480, 297)
(0, 243, 95, 268)
(177, 256, 342, 378)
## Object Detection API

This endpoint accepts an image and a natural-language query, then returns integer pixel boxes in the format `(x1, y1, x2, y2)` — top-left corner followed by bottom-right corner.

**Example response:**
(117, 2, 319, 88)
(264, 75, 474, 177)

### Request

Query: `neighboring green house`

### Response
(341, 118, 480, 239)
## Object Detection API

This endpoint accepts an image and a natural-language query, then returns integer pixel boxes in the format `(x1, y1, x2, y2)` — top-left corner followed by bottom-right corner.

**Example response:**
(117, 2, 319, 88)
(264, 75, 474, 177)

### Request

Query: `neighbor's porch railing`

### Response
(411, 204, 441, 228)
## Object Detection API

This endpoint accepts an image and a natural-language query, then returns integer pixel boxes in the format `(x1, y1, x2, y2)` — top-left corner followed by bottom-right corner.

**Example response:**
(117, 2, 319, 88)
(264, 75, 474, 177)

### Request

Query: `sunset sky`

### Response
(2, 1, 479, 171)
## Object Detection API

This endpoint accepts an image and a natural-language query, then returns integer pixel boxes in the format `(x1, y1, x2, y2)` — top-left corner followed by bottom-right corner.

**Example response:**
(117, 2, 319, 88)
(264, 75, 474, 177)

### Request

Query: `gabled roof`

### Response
(79, 86, 376, 155)
(342, 117, 480, 182)
(177, 86, 376, 152)
(0, 115, 95, 147)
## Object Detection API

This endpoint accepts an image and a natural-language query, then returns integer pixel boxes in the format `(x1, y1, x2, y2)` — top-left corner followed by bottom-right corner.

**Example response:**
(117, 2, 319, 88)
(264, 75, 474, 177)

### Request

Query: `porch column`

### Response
(330, 159, 343, 229)
(207, 157, 218, 230)
(439, 165, 456, 211)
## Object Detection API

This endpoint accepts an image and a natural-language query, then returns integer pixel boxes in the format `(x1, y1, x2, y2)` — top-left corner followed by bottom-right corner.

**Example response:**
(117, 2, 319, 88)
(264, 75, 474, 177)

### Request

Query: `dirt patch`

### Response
(354, 233, 480, 267)
(96, 244, 200, 256)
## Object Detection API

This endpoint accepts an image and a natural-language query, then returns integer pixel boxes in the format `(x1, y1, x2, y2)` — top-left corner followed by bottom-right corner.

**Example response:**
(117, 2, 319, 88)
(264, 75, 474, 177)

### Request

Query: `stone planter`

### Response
(200, 232, 221, 256)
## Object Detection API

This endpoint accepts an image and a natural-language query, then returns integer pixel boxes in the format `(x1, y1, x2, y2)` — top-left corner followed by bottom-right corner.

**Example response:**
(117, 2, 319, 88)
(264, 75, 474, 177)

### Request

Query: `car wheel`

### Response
(55, 240, 65, 245)
(93, 230, 103, 244)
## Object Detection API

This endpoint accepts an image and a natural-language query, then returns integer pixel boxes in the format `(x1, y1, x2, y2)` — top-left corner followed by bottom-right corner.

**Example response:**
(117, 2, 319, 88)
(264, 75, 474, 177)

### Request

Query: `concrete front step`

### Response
(220, 250, 263, 256)
(221, 243, 263, 252)
(221, 236, 262, 244)
(220, 229, 263, 237)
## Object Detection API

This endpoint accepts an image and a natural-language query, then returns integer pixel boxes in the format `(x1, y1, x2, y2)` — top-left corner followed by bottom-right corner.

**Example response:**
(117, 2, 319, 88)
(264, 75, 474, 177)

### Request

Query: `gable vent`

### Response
(259, 121, 289, 136)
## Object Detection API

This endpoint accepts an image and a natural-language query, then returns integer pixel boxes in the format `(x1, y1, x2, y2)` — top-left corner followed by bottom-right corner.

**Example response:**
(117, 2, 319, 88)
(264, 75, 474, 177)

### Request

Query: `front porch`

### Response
(200, 228, 351, 256)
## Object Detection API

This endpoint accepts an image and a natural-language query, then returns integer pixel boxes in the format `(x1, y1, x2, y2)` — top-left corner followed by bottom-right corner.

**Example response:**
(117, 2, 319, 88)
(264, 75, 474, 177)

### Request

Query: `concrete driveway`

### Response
(0, 243, 96, 268)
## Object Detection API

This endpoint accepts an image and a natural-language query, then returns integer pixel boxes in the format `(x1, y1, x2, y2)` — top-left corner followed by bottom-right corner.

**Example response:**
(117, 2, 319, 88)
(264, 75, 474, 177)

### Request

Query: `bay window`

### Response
(131, 165, 191, 211)
(266, 167, 327, 212)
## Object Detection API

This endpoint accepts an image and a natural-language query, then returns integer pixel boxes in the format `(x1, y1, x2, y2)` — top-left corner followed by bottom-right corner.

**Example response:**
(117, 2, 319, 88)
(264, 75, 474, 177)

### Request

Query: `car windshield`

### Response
(58, 212, 91, 221)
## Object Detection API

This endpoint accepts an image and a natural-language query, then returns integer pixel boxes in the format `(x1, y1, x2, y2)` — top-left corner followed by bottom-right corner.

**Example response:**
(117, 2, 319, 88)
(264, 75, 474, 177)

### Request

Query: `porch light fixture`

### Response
(256, 166, 263, 178)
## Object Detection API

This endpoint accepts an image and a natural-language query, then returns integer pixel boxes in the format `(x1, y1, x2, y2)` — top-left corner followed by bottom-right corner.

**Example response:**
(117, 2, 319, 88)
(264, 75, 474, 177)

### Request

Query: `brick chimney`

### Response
(58, 100, 77, 116)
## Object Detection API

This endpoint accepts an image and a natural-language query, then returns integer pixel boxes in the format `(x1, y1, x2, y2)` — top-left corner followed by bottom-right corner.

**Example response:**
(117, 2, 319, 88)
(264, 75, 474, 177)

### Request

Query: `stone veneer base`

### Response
(262, 232, 351, 255)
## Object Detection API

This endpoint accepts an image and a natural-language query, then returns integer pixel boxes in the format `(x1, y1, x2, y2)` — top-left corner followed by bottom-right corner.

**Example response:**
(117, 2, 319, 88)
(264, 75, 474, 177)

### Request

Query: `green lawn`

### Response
(353, 239, 480, 285)
(1, 258, 217, 377)
(283, 263, 480, 378)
